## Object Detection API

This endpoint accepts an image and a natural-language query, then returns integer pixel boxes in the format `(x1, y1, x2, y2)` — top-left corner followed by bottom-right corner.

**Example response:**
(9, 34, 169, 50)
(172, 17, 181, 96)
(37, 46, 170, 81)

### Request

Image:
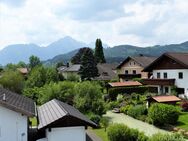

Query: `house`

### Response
(37, 99, 97, 141)
(17, 68, 29, 75)
(58, 64, 81, 79)
(58, 63, 117, 81)
(116, 55, 156, 82)
(94, 63, 117, 81)
(0, 88, 35, 141)
(143, 52, 188, 96)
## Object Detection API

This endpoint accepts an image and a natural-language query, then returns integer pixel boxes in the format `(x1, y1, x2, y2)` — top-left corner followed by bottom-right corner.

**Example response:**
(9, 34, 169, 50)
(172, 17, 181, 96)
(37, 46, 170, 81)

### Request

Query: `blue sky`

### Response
(0, 0, 188, 48)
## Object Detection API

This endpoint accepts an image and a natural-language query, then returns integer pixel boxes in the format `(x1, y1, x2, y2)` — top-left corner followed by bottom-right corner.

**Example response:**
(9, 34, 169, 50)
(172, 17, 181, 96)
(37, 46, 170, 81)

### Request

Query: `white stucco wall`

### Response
(153, 69, 188, 95)
(46, 126, 86, 141)
(0, 106, 28, 141)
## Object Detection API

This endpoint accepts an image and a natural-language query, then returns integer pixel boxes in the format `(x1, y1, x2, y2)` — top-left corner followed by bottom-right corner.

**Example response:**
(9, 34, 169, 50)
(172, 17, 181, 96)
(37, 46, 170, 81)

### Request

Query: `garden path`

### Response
(104, 111, 170, 136)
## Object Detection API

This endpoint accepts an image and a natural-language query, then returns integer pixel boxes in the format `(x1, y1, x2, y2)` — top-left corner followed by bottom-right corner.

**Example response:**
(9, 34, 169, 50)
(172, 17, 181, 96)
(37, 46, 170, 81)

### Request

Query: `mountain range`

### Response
(0, 36, 108, 65)
(1, 36, 188, 65)
(45, 41, 188, 65)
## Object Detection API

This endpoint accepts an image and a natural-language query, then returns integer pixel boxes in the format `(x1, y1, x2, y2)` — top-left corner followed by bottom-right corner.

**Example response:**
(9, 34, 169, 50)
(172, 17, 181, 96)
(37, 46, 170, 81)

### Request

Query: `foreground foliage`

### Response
(148, 103, 180, 126)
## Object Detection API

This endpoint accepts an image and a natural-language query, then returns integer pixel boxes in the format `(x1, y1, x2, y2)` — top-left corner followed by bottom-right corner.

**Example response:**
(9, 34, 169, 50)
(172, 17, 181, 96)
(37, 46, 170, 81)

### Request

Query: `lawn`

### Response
(177, 112, 188, 131)
(92, 128, 108, 141)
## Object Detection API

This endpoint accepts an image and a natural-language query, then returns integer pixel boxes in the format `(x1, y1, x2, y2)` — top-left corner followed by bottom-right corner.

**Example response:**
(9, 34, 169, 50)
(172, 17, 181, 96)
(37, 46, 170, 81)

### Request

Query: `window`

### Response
(133, 70, 136, 74)
(179, 72, 183, 79)
(134, 62, 136, 65)
(129, 62, 131, 65)
(163, 72, 167, 78)
(125, 70, 128, 74)
(157, 72, 160, 78)
(165, 87, 169, 94)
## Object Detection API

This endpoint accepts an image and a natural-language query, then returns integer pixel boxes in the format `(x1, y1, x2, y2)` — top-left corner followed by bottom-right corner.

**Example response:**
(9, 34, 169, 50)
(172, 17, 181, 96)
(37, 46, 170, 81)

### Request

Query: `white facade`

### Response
(38, 126, 86, 141)
(153, 69, 188, 96)
(0, 106, 28, 141)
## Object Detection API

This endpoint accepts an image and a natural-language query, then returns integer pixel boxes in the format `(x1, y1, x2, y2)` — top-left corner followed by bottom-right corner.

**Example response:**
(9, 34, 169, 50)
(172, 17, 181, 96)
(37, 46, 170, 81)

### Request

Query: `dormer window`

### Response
(157, 72, 160, 78)
(164, 72, 167, 78)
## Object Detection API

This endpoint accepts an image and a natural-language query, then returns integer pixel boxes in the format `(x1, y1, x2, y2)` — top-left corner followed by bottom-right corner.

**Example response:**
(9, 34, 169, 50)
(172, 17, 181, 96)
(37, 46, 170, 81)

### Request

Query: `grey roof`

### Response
(117, 56, 156, 69)
(38, 99, 97, 129)
(0, 87, 35, 117)
(59, 64, 81, 72)
(95, 63, 117, 80)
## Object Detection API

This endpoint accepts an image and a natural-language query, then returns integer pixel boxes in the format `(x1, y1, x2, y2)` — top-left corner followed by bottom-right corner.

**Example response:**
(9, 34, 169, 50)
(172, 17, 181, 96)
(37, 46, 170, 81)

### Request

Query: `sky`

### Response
(1, 0, 188, 49)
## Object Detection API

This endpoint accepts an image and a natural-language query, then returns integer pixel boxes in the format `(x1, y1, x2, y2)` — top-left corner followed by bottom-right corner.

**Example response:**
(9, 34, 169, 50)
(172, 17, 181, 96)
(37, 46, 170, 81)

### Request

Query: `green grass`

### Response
(29, 117, 37, 126)
(177, 112, 188, 131)
(92, 128, 108, 141)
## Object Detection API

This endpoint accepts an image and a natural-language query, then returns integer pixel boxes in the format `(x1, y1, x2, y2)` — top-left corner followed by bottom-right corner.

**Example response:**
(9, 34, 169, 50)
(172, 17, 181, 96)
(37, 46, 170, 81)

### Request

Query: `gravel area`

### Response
(104, 111, 170, 136)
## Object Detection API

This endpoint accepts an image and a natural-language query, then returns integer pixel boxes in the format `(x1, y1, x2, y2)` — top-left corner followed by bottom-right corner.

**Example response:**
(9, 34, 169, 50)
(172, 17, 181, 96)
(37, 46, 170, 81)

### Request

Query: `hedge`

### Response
(108, 86, 157, 100)
(107, 124, 148, 141)
(149, 133, 185, 141)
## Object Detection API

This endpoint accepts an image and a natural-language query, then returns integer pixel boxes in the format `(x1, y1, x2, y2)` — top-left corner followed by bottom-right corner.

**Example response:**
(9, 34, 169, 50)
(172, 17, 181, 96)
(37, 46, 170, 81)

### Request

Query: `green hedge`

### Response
(108, 86, 157, 100)
(127, 105, 147, 120)
(107, 124, 148, 141)
(148, 103, 180, 126)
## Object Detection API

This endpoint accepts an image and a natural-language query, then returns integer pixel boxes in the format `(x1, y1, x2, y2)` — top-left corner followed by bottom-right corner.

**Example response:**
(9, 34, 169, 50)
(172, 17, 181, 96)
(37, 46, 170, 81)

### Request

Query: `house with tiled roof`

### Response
(116, 55, 156, 82)
(0, 87, 35, 141)
(143, 52, 188, 97)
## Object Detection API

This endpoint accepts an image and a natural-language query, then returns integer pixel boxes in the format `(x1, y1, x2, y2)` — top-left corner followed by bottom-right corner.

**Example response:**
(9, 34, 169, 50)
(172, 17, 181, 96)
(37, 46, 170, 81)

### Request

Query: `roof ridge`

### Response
(53, 99, 69, 116)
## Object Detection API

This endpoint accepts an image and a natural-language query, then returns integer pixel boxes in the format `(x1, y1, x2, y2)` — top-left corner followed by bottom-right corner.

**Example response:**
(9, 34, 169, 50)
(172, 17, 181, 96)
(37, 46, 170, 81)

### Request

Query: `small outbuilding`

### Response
(146, 95, 181, 107)
(37, 99, 97, 141)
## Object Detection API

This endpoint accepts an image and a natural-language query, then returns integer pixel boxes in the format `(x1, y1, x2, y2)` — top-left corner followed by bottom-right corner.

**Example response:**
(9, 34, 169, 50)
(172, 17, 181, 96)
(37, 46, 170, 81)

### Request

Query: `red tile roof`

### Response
(152, 95, 181, 103)
(108, 81, 142, 87)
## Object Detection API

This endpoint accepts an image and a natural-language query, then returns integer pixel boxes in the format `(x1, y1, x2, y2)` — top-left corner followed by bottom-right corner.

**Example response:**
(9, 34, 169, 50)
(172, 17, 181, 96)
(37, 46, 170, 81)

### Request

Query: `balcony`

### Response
(142, 78, 175, 86)
(118, 74, 141, 80)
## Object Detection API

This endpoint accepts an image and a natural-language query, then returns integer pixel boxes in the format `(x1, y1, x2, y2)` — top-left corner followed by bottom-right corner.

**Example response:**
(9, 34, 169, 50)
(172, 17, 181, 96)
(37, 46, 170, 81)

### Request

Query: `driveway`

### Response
(104, 111, 170, 136)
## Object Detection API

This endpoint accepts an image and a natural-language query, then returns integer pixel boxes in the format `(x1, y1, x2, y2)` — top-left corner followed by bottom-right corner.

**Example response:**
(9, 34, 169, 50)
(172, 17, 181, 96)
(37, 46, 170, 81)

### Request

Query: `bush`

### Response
(127, 105, 147, 119)
(149, 133, 185, 141)
(107, 124, 148, 141)
(106, 101, 120, 110)
(120, 105, 132, 114)
(88, 114, 101, 125)
(148, 103, 180, 126)
(117, 94, 124, 103)
(66, 73, 80, 82)
(180, 101, 188, 111)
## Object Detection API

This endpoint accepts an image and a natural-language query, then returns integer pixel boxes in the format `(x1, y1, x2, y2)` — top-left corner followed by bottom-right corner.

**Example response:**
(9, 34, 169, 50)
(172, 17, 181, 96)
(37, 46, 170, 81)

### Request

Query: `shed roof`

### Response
(0, 87, 35, 117)
(108, 81, 142, 87)
(151, 95, 181, 103)
(38, 99, 97, 130)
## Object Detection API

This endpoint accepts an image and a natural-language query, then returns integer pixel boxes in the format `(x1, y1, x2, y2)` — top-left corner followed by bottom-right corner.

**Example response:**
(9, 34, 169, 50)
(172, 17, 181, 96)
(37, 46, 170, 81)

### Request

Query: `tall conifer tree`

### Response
(79, 48, 98, 80)
(94, 39, 106, 63)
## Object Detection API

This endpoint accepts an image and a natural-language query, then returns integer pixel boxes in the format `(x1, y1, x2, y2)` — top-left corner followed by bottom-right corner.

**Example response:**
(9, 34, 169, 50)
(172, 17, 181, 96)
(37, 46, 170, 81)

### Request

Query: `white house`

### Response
(37, 99, 96, 141)
(0, 88, 35, 141)
(143, 52, 188, 97)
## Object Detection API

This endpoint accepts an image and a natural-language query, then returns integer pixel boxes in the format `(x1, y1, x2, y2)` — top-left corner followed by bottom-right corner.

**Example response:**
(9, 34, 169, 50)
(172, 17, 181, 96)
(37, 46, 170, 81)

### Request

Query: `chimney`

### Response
(3, 93, 6, 101)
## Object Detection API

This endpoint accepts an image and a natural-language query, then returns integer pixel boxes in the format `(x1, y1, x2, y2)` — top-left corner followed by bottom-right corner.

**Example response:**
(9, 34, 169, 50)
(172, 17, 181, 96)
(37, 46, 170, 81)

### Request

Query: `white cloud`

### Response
(0, 0, 188, 49)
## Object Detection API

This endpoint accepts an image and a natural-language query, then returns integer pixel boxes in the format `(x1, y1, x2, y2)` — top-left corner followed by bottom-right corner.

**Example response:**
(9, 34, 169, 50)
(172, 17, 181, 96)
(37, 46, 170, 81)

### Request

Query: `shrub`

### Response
(106, 101, 120, 110)
(149, 133, 185, 141)
(127, 105, 147, 119)
(100, 117, 109, 131)
(117, 94, 124, 103)
(120, 105, 132, 114)
(180, 101, 188, 111)
(148, 103, 180, 126)
(66, 73, 80, 82)
(107, 124, 148, 141)
(88, 114, 101, 125)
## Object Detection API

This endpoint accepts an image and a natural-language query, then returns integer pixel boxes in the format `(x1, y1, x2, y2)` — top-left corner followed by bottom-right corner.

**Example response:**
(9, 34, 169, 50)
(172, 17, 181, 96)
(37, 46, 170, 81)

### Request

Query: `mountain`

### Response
(0, 36, 88, 65)
(44, 41, 188, 65)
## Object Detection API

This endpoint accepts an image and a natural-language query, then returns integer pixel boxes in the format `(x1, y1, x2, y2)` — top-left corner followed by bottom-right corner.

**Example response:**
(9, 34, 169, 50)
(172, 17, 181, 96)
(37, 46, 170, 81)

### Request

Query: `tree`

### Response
(94, 38, 106, 63)
(25, 66, 46, 88)
(100, 117, 109, 132)
(29, 55, 41, 69)
(0, 70, 24, 93)
(73, 81, 105, 116)
(79, 48, 98, 80)
(71, 47, 88, 64)
(45, 67, 59, 83)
